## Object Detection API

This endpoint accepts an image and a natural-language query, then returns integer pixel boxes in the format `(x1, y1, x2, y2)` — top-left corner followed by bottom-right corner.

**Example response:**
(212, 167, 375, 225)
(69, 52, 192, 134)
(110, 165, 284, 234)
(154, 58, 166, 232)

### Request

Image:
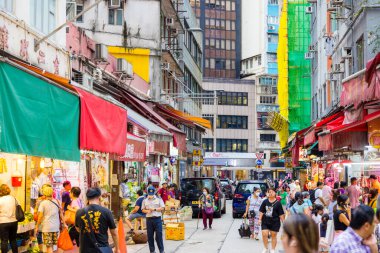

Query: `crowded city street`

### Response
(1, 0, 380, 253)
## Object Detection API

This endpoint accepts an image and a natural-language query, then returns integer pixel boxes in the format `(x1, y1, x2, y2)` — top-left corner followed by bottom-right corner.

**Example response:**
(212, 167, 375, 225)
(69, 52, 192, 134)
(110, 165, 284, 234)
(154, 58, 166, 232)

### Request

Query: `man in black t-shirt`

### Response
(258, 188, 285, 253)
(75, 188, 120, 253)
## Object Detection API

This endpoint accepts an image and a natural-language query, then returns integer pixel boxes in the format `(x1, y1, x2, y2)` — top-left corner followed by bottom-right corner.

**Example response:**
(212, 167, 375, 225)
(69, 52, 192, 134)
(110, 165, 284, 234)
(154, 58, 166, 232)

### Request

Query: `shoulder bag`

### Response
(14, 197, 25, 222)
(49, 199, 63, 231)
(84, 207, 113, 253)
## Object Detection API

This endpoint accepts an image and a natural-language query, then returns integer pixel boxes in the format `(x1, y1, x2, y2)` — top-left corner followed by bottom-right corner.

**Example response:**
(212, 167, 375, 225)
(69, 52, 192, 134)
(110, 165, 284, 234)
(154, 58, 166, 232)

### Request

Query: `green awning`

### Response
(307, 141, 319, 155)
(0, 62, 80, 161)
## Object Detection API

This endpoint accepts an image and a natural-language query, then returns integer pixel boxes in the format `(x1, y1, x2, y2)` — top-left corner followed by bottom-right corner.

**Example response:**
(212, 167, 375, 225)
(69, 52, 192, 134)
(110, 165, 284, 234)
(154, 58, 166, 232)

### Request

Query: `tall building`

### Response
(240, 0, 281, 167)
(191, 0, 241, 79)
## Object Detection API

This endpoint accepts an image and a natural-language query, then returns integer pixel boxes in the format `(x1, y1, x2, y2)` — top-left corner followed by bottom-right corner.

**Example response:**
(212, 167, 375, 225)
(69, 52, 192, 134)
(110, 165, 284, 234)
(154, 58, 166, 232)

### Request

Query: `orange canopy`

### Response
(165, 106, 212, 129)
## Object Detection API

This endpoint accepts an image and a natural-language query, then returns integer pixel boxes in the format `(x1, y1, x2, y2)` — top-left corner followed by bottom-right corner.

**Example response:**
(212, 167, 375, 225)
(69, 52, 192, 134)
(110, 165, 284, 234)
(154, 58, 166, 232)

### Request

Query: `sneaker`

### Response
(203, 227, 207, 230)
(261, 249, 268, 253)
(209, 226, 212, 229)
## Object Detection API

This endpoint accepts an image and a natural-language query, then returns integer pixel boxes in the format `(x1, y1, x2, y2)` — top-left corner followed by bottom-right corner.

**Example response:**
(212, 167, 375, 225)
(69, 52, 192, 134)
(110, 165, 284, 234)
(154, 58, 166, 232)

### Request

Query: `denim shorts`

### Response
(128, 212, 145, 220)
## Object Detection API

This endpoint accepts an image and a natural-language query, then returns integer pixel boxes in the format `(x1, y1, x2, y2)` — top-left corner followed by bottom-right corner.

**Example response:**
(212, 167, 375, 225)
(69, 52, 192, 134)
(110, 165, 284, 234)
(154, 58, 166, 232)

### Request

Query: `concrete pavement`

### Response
(127, 201, 284, 253)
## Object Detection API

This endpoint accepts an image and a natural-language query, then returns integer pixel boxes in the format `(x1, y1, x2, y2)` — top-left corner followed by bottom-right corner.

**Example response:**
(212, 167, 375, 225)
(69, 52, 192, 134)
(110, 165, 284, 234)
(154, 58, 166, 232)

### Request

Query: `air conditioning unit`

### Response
(327, 2, 337, 11)
(342, 47, 352, 58)
(116, 58, 128, 73)
(331, 0, 343, 6)
(309, 45, 317, 52)
(93, 68, 103, 81)
(307, 0, 317, 3)
(166, 18, 174, 26)
(305, 52, 314, 59)
(162, 62, 170, 70)
(326, 72, 336, 81)
(305, 6, 313, 14)
(82, 73, 93, 90)
(95, 43, 108, 62)
(333, 63, 344, 73)
(109, 0, 121, 8)
(268, 25, 275, 30)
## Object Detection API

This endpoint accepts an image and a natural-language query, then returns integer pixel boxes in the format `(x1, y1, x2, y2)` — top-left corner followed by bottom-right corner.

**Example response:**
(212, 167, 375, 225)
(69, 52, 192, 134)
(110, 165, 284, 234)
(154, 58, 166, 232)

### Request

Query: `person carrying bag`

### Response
(75, 188, 120, 253)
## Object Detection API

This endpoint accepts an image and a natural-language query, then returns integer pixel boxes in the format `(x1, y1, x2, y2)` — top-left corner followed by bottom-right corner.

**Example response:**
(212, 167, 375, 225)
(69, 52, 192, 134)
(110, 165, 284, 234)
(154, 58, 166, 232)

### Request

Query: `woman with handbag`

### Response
(0, 184, 18, 253)
(66, 187, 83, 247)
(243, 187, 263, 240)
(199, 187, 215, 230)
(35, 184, 67, 253)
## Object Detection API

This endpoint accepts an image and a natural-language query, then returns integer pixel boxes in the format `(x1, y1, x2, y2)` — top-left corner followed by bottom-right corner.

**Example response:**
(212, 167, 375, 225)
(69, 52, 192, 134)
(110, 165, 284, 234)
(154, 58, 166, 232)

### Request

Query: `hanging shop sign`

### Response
(369, 131, 380, 149)
(0, 13, 69, 77)
(120, 134, 146, 162)
(75, 87, 127, 155)
(285, 157, 292, 169)
(0, 62, 80, 161)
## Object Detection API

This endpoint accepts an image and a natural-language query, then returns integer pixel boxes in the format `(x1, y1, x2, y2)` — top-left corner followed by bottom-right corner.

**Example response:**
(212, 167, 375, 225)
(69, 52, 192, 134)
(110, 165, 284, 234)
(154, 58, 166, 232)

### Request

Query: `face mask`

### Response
(255, 192, 260, 197)
(203, 191, 207, 195)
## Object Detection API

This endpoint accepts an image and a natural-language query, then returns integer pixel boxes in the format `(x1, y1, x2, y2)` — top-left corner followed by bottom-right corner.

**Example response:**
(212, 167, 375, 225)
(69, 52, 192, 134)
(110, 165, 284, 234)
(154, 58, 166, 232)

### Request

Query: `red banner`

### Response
(304, 129, 316, 146)
(75, 87, 127, 155)
(120, 134, 146, 162)
(319, 134, 332, 151)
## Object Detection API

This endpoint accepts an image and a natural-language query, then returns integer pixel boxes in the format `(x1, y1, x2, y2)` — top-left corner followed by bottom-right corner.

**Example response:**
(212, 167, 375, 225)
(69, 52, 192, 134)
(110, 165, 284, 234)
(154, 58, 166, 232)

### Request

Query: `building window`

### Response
(268, 16, 279, 25)
(268, 34, 279, 43)
(260, 134, 276, 142)
(267, 53, 277, 62)
(0, 0, 13, 13)
(259, 77, 277, 85)
(217, 115, 248, 129)
(109, 8, 123, 25)
(268, 0, 278, 4)
(218, 92, 248, 106)
(76, 4, 84, 22)
(259, 96, 276, 104)
(202, 138, 214, 152)
(257, 113, 271, 130)
(356, 36, 364, 71)
(215, 59, 226, 69)
(216, 139, 248, 153)
(30, 0, 56, 35)
(202, 114, 214, 129)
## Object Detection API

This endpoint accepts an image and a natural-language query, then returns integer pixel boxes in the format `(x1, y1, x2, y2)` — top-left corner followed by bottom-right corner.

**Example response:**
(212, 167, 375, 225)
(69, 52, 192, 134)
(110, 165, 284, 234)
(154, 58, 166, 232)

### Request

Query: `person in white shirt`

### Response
(0, 184, 18, 253)
(322, 180, 333, 207)
(295, 180, 302, 193)
(315, 182, 327, 207)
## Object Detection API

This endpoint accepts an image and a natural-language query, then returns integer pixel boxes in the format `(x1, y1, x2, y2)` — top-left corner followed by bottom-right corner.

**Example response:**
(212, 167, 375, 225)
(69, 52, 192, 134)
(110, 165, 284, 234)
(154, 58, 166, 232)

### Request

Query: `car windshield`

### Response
(235, 183, 267, 194)
(181, 179, 216, 192)
(220, 181, 229, 186)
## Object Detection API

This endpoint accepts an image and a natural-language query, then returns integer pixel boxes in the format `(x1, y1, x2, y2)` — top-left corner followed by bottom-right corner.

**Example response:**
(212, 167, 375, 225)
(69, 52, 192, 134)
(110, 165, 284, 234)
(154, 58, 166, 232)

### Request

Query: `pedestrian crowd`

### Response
(246, 175, 380, 253)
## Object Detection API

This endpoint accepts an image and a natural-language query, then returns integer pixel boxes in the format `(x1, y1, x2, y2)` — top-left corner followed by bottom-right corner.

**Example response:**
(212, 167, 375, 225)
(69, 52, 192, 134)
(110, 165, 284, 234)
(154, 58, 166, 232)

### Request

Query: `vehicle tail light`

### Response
(234, 194, 244, 199)
(214, 191, 219, 201)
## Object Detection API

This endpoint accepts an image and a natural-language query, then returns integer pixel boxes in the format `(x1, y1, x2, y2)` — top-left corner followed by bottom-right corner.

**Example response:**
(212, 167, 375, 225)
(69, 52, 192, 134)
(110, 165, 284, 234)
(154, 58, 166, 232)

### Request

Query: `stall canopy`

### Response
(0, 62, 80, 161)
(75, 87, 127, 155)
(126, 106, 172, 142)
(158, 105, 212, 130)
(154, 104, 195, 127)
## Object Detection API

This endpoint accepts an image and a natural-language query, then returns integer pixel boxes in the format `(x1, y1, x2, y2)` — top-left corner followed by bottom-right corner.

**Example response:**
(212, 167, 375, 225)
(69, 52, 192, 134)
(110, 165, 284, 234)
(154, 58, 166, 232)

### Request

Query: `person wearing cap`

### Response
(157, 182, 169, 204)
(75, 187, 120, 253)
(142, 186, 165, 253)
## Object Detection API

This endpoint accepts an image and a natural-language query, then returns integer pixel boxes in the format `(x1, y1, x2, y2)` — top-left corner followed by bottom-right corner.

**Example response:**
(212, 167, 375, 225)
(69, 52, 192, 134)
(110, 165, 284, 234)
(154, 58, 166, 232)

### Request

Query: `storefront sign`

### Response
(0, 13, 69, 77)
(205, 152, 257, 159)
(120, 134, 146, 162)
(369, 131, 380, 149)
(285, 157, 292, 169)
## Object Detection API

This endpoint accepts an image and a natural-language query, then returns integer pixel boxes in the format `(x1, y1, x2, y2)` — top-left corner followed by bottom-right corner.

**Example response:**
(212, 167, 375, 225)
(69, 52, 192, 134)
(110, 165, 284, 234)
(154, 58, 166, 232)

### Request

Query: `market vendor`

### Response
(157, 182, 169, 204)
(125, 190, 146, 234)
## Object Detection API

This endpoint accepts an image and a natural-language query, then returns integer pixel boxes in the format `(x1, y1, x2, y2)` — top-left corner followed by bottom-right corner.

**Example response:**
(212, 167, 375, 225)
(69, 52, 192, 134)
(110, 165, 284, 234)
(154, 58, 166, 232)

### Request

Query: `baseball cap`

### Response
(147, 186, 156, 196)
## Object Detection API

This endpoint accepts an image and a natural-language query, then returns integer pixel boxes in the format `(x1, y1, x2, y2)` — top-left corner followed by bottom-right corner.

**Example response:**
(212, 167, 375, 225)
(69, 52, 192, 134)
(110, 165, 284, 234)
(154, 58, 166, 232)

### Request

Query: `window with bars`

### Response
(259, 96, 276, 104)
(216, 139, 248, 153)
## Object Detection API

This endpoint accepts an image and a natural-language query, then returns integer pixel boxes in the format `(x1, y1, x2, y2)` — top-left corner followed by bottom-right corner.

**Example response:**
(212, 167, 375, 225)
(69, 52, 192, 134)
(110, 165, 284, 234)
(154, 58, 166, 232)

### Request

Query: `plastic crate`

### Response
(165, 222, 185, 241)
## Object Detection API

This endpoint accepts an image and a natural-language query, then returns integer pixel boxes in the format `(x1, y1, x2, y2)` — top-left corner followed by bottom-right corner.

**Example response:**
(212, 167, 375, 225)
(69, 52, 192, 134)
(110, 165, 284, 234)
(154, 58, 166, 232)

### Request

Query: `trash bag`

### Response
(58, 228, 74, 251)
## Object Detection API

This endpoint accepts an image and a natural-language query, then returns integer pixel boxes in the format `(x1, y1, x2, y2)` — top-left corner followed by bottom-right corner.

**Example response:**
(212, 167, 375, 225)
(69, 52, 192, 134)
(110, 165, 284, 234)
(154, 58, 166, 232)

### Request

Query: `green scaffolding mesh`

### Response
(287, 0, 312, 133)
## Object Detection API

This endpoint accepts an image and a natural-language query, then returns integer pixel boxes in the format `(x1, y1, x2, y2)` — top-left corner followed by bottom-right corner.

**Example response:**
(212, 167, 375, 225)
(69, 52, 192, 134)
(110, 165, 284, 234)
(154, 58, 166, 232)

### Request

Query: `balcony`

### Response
(161, 0, 184, 32)
(161, 36, 184, 77)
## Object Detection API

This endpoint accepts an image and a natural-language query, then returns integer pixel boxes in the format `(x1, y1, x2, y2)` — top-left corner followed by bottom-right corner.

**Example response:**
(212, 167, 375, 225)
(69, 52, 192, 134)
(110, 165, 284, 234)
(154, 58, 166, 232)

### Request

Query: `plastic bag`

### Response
(57, 228, 74, 250)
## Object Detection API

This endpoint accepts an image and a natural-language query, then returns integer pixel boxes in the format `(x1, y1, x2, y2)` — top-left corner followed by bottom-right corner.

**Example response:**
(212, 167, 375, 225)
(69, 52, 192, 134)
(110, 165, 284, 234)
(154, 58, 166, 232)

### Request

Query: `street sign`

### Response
(193, 150, 202, 156)
(256, 159, 263, 166)
(256, 153, 264, 160)
(285, 157, 292, 168)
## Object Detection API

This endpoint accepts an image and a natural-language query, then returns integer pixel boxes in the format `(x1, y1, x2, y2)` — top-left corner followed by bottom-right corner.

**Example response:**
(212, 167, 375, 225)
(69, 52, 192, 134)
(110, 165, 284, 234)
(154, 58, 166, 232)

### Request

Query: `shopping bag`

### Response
(64, 209, 76, 225)
(57, 228, 74, 250)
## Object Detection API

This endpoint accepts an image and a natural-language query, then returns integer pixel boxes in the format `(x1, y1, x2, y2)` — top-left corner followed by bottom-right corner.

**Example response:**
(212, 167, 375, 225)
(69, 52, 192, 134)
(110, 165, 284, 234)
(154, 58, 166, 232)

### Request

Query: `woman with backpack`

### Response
(258, 188, 285, 253)
(0, 184, 18, 253)
(243, 187, 263, 240)
(199, 187, 215, 230)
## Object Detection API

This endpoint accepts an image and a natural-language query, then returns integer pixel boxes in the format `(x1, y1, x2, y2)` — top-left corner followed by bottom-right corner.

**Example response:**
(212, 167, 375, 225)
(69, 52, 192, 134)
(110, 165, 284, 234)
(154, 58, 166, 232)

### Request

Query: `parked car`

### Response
(220, 179, 235, 199)
(232, 180, 269, 218)
(179, 177, 226, 218)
